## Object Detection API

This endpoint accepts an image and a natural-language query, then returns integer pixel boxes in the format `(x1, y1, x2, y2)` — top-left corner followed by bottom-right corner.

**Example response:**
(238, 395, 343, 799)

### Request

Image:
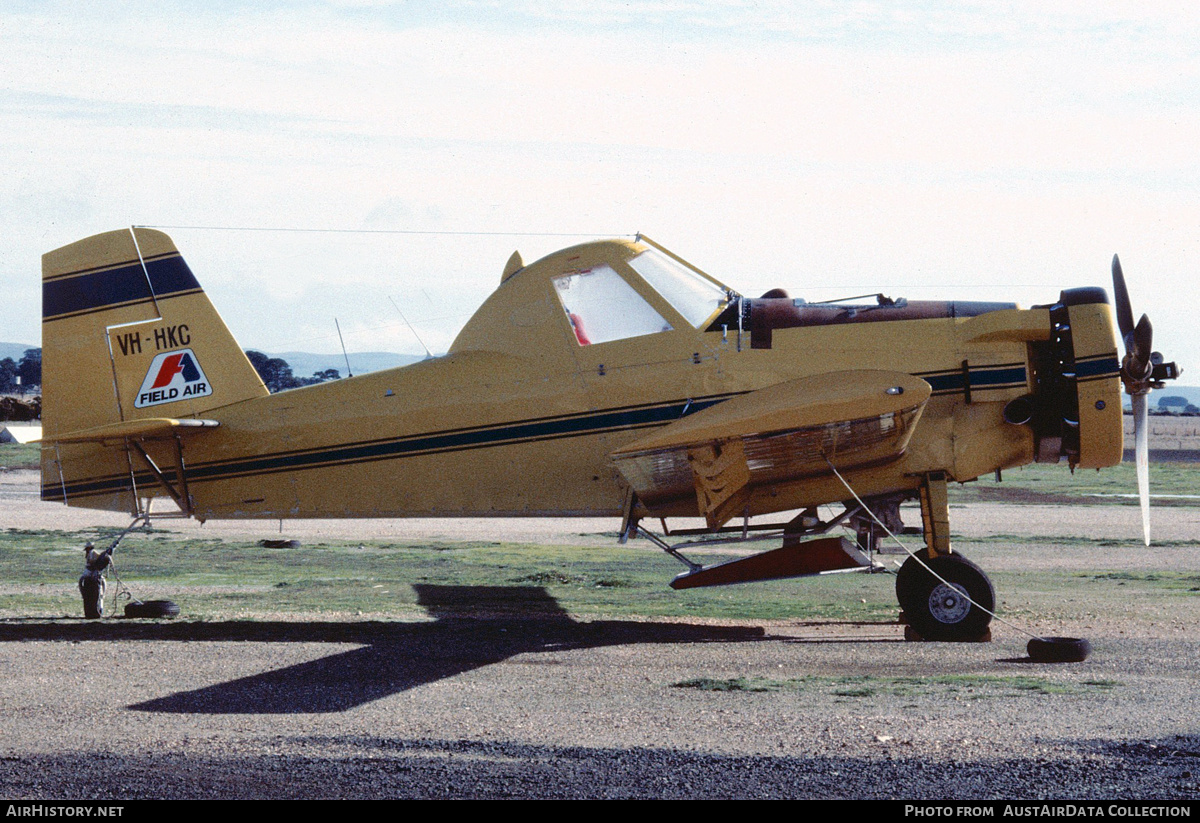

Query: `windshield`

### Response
(552, 265, 673, 345)
(627, 248, 731, 328)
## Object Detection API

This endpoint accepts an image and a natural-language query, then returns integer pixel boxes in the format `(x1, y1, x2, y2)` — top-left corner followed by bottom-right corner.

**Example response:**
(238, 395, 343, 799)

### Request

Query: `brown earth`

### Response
(1, 470, 1200, 799)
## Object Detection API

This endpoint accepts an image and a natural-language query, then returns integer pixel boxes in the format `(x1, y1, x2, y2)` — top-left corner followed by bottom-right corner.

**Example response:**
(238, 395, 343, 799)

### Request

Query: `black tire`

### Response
(260, 539, 300, 549)
(79, 576, 104, 619)
(124, 599, 180, 619)
(1028, 636, 1091, 663)
(896, 553, 995, 641)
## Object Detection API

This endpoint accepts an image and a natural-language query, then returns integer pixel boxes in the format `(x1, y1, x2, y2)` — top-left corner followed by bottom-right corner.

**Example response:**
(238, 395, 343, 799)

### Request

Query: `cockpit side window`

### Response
(627, 248, 730, 328)
(552, 265, 673, 346)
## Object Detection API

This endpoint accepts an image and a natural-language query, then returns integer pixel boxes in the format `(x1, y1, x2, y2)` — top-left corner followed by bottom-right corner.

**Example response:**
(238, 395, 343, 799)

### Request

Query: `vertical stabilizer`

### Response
(41, 228, 268, 439)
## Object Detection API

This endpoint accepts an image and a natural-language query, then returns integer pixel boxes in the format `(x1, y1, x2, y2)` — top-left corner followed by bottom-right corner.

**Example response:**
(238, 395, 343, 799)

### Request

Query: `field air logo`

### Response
(134, 349, 213, 408)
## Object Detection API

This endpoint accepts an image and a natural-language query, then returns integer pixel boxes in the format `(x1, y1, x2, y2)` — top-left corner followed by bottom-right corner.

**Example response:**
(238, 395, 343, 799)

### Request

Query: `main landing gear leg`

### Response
(895, 472, 995, 642)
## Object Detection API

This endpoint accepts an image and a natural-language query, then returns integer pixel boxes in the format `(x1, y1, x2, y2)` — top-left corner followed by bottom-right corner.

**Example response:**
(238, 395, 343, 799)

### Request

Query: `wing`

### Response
(611, 370, 931, 530)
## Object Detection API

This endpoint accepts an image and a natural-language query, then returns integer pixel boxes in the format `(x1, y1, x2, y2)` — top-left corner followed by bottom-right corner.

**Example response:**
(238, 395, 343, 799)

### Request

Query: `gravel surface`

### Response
(1, 469, 1199, 800)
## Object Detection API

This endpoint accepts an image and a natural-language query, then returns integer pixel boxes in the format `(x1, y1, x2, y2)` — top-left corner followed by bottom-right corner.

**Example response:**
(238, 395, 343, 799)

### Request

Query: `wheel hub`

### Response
(928, 582, 971, 624)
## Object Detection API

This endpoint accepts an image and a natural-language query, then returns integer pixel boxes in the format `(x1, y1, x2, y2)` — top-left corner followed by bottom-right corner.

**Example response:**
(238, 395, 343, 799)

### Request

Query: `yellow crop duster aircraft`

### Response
(39, 228, 1178, 639)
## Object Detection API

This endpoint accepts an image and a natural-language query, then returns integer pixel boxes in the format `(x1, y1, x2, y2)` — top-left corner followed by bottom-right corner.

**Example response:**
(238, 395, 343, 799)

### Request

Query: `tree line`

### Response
(1156, 395, 1200, 415)
(0, 349, 40, 394)
(245, 351, 341, 393)
(0, 348, 338, 396)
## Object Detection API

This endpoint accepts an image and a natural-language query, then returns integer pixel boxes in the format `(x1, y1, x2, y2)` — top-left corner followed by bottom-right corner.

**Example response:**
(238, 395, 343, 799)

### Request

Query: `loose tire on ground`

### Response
(260, 539, 300, 549)
(1027, 636, 1091, 663)
(896, 553, 995, 641)
(124, 600, 180, 619)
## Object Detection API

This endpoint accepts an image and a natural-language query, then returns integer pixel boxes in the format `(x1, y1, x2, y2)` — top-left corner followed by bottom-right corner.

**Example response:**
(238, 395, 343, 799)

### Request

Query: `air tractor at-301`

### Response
(38, 228, 1178, 641)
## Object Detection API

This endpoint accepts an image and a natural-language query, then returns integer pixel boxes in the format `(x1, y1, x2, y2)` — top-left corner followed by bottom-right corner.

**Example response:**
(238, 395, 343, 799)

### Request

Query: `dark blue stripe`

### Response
(40, 362, 1040, 501)
(1075, 356, 1120, 378)
(43, 255, 201, 320)
(189, 398, 727, 482)
(45, 396, 730, 500)
(923, 365, 1027, 394)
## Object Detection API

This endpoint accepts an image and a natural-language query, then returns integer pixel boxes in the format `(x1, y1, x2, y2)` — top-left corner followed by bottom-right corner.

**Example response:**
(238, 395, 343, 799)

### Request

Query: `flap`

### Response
(40, 417, 220, 445)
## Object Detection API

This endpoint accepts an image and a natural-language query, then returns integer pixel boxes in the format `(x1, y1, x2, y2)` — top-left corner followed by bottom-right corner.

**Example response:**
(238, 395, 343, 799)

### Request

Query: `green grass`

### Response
(950, 461, 1200, 506)
(1075, 570, 1200, 593)
(964, 534, 1196, 549)
(0, 442, 39, 470)
(673, 674, 1120, 698)
(938, 532, 1200, 625)
(6, 497, 1199, 625)
(0, 527, 902, 621)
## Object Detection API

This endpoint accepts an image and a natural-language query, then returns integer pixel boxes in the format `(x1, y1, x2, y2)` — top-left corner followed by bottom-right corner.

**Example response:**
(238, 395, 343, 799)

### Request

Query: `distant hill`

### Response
(1125, 385, 1200, 411)
(1163, 386, 1200, 408)
(0, 342, 420, 379)
(0, 342, 38, 362)
(261, 351, 425, 378)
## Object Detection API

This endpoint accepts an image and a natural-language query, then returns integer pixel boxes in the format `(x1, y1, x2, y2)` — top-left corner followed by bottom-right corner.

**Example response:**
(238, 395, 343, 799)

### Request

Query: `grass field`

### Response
(5, 438, 1197, 625)
(0, 525, 903, 622)
(4, 519, 1197, 627)
(950, 461, 1200, 505)
(0, 442, 37, 470)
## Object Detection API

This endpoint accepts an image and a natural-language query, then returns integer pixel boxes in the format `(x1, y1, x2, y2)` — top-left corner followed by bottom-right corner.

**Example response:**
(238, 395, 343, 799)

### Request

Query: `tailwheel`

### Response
(896, 553, 995, 641)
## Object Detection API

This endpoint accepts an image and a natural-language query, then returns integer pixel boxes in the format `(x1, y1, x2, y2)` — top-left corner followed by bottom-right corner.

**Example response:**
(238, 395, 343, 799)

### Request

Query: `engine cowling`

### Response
(1022, 288, 1123, 470)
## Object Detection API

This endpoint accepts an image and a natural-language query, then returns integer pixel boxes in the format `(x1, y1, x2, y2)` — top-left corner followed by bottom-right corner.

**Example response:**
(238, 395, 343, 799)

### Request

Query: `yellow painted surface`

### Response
(612, 370, 929, 454)
(39, 230, 1125, 525)
(1068, 303, 1124, 469)
(40, 417, 218, 445)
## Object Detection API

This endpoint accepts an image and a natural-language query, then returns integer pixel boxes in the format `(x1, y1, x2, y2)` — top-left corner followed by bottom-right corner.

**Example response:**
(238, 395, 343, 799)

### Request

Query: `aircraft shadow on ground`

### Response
(0, 585, 769, 714)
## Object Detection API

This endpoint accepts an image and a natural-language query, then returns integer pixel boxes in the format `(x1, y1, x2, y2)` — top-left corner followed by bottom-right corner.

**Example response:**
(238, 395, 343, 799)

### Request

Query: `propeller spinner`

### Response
(1111, 255, 1181, 545)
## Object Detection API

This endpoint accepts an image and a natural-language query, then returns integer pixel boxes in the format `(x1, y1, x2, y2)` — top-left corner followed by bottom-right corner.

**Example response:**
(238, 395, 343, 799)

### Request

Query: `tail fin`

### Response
(42, 228, 268, 439)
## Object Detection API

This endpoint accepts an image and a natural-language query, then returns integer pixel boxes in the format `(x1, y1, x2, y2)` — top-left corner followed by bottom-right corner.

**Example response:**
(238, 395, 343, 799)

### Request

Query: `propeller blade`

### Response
(1121, 313, 1155, 395)
(1112, 254, 1135, 339)
(1133, 392, 1150, 546)
(1133, 314, 1153, 366)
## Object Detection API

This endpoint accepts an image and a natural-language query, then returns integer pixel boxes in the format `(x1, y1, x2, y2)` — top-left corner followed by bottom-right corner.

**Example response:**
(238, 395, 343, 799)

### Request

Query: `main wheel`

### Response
(79, 576, 104, 619)
(896, 553, 995, 641)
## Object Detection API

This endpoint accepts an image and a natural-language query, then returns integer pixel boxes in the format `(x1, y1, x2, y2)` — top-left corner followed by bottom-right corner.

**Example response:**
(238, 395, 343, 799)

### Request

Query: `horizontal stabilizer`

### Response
(40, 417, 219, 445)
(670, 536, 875, 589)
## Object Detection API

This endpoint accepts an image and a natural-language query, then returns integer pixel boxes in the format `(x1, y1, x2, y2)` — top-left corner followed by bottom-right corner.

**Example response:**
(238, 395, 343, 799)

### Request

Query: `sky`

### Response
(3, 1, 1199, 375)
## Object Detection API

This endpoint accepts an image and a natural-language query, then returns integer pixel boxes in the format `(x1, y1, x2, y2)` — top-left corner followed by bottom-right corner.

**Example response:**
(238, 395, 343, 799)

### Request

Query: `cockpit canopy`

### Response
(448, 237, 737, 362)
(553, 246, 731, 346)
(448, 235, 1020, 367)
